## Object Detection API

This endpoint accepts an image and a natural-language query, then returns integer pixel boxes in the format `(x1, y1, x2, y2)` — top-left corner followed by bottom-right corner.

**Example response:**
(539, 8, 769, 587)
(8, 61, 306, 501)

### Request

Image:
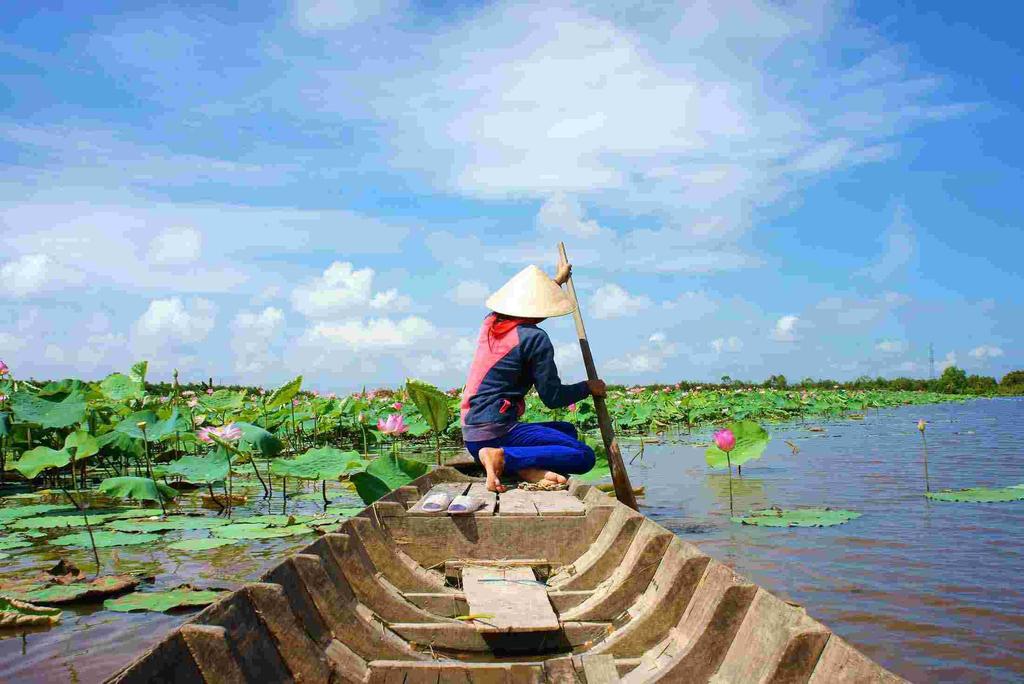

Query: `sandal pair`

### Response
(421, 492, 485, 515)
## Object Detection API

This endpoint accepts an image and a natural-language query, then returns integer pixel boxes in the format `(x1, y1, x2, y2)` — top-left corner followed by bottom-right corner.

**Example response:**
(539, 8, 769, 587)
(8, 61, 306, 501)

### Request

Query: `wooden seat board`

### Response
(465, 482, 497, 516)
(531, 491, 587, 515)
(406, 483, 470, 516)
(461, 565, 559, 633)
(497, 488, 539, 516)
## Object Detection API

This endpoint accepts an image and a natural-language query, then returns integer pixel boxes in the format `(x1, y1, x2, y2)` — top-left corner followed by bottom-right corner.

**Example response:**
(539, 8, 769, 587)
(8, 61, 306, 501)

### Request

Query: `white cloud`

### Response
(149, 226, 202, 265)
(132, 298, 217, 358)
(291, 261, 376, 318)
(969, 345, 1003, 360)
(591, 283, 651, 319)
(293, 0, 399, 32)
(606, 352, 665, 374)
(711, 336, 743, 353)
(449, 280, 492, 307)
(648, 332, 666, 345)
(859, 203, 916, 282)
(300, 316, 435, 352)
(0, 254, 54, 298)
(939, 351, 957, 371)
(876, 339, 907, 353)
(413, 354, 446, 377)
(536, 194, 610, 238)
(231, 307, 285, 373)
(771, 315, 801, 342)
(369, 288, 412, 311)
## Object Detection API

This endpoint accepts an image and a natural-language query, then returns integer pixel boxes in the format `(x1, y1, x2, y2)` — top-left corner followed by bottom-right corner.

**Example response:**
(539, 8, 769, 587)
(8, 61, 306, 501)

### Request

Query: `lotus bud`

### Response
(917, 420, 926, 432)
(136, 421, 147, 429)
(0, 360, 8, 375)
(713, 428, 736, 452)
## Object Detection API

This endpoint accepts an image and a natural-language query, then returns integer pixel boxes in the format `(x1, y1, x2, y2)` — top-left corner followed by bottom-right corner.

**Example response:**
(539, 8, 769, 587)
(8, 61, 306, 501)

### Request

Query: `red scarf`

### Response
(489, 314, 542, 336)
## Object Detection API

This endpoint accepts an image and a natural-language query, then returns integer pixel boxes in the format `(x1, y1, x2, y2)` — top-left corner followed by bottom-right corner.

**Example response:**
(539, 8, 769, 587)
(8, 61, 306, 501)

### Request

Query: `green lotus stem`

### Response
(65, 447, 101, 577)
(207, 482, 224, 512)
(282, 476, 288, 514)
(919, 430, 930, 493)
(726, 453, 734, 515)
(322, 479, 329, 507)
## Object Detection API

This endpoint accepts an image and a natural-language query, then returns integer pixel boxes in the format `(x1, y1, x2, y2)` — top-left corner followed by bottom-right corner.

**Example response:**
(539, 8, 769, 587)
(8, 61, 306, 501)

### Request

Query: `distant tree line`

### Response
(662, 367, 1023, 396)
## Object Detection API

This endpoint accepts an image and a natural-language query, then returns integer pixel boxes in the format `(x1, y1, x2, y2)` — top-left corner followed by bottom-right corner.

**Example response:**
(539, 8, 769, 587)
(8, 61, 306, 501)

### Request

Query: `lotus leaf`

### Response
(0, 412, 10, 438)
(732, 507, 861, 527)
(8, 513, 116, 530)
(97, 430, 143, 459)
(0, 596, 61, 627)
(925, 485, 1024, 503)
(232, 514, 315, 526)
(351, 454, 429, 504)
(236, 422, 283, 458)
(212, 523, 313, 540)
(64, 430, 99, 460)
(104, 587, 227, 613)
(98, 477, 178, 503)
(0, 535, 33, 551)
(0, 553, 7, 560)
(270, 446, 365, 481)
(201, 389, 245, 412)
(52, 530, 161, 548)
(267, 375, 302, 409)
(114, 409, 184, 441)
(10, 388, 87, 429)
(17, 576, 139, 605)
(705, 420, 770, 469)
(167, 538, 238, 551)
(130, 361, 148, 385)
(99, 373, 144, 401)
(160, 453, 229, 485)
(106, 516, 231, 532)
(11, 447, 71, 479)
(0, 504, 66, 524)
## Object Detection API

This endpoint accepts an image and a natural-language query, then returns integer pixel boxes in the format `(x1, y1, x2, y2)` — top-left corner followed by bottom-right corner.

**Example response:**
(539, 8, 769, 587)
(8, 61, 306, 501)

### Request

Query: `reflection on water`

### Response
(1, 399, 1021, 682)
(636, 397, 1024, 683)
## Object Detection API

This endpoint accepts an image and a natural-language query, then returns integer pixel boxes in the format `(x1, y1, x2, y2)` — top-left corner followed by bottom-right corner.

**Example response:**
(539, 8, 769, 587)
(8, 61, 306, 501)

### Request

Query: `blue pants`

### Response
(466, 421, 596, 475)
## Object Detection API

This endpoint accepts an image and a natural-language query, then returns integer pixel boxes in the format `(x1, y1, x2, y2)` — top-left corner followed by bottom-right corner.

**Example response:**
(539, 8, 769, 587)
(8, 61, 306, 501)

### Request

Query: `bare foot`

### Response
(543, 471, 568, 484)
(478, 447, 507, 493)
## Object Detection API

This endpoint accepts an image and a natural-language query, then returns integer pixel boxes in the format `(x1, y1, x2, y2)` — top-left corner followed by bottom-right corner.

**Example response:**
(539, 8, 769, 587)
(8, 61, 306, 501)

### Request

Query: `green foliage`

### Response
(270, 446, 365, 481)
(267, 375, 302, 410)
(351, 454, 430, 504)
(104, 587, 226, 613)
(575, 435, 611, 482)
(705, 420, 770, 469)
(925, 485, 1024, 503)
(98, 477, 178, 503)
(236, 421, 283, 458)
(52, 530, 161, 548)
(732, 507, 861, 527)
(114, 409, 185, 441)
(64, 430, 99, 460)
(405, 378, 451, 434)
(10, 388, 87, 428)
(106, 516, 232, 532)
(159, 452, 229, 485)
(201, 389, 245, 412)
(99, 373, 144, 401)
(11, 446, 71, 479)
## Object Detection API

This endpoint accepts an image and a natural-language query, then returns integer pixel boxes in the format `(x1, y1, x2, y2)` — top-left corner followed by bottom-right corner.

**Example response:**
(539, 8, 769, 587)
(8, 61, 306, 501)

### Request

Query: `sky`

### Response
(1, 0, 1021, 392)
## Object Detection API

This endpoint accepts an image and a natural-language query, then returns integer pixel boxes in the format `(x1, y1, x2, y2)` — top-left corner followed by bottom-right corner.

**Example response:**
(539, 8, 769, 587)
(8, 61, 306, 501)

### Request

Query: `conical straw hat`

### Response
(485, 265, 575, 318)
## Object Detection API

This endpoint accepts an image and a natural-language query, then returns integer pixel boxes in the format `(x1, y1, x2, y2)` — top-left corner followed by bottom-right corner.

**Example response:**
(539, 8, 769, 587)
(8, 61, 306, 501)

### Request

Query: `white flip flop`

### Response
(447, 495, 484, 515)
(421, 492, 453, 512)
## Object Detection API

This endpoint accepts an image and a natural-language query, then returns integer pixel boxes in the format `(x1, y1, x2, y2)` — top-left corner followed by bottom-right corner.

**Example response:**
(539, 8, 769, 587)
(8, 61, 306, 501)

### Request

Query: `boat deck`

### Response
(108, 467, 905, 683)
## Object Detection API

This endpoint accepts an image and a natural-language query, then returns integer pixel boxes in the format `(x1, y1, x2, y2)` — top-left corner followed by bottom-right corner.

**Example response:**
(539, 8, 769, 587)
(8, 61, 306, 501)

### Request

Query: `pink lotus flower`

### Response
(392, 401, 403, 411)
(327, 392, 336, 399)
(713, 429, 736, 452)
(292, 398, 301, 407)
(568, 402, 577, 412)
(312, 390, 320, 397)
(187, 398, 199, 408)
(206, 388, 214, 395)
(0, 360, 8, 375)
(258, 388, 266, 395)
(0, 394, 7, 403)
(182, 390, 195, 397)
(197, 423, 243, 443)
(377, 413, 408, 435)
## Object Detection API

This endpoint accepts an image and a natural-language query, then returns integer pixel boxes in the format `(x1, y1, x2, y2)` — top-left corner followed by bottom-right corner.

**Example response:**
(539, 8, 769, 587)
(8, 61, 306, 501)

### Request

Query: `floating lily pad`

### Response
(925, 485, 1024, 503)
(0, 505, 64, 524)
(167, 538, 239, 551)
(159, 452, 229, 485)
(17, 576, 139, 605)
(0, 552, 8, 560)
(231, 514, 314, 527)
(104, 587, 226, 613)
(99, 477, 178, 503)
(732, 507, 861, 527)
(51, 531, 161, 548)
(9, 513, 112, 530)
(0, 535, 33, 551)
(212, 523, 313, 540)
(106, 516, 231, 533)
(0, 596, 62, 627)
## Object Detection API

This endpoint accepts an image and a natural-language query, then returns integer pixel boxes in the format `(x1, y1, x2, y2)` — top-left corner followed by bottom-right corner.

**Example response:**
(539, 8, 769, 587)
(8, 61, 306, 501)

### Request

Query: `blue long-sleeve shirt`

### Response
(460, 315, 590, 441)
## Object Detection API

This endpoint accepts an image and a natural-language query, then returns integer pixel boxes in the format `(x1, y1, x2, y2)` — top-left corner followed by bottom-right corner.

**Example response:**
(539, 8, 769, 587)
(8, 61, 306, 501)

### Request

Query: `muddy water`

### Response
(633, 397, 1024, 683)
(1, 399, 1022, 683)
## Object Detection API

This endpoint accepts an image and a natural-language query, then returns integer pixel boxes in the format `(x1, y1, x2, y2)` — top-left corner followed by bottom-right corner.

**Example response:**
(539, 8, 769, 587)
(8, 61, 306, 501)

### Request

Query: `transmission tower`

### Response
(929, 344, 935, 379)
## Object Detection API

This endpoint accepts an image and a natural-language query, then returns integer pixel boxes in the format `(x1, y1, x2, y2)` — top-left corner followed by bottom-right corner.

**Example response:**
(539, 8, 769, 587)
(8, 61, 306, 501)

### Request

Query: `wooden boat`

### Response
(109, 466, 904, 683)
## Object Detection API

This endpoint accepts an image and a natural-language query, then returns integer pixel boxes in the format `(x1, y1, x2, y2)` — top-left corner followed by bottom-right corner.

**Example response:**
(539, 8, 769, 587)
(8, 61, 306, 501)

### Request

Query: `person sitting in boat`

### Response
(461, 263, 605, 492)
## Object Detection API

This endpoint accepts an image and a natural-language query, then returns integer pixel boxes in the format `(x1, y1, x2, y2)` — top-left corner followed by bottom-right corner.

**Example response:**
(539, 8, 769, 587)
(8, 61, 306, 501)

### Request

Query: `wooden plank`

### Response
(465, 483, 497, 515)
(581, 654, 620, 683)
(528, 491, 587, 516)
(406, 482, 469, 516)
(497, 488, 538, 516)
(462, 565, 559, 633)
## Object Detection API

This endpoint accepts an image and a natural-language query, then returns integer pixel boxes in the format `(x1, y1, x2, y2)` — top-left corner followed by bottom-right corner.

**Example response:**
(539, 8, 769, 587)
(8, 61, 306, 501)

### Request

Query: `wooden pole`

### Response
(557, 242, 639, 511)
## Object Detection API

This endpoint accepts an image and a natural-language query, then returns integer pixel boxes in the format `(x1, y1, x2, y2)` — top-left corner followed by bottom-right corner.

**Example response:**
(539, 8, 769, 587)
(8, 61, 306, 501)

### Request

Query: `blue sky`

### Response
(1, 0, 1020, 392)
